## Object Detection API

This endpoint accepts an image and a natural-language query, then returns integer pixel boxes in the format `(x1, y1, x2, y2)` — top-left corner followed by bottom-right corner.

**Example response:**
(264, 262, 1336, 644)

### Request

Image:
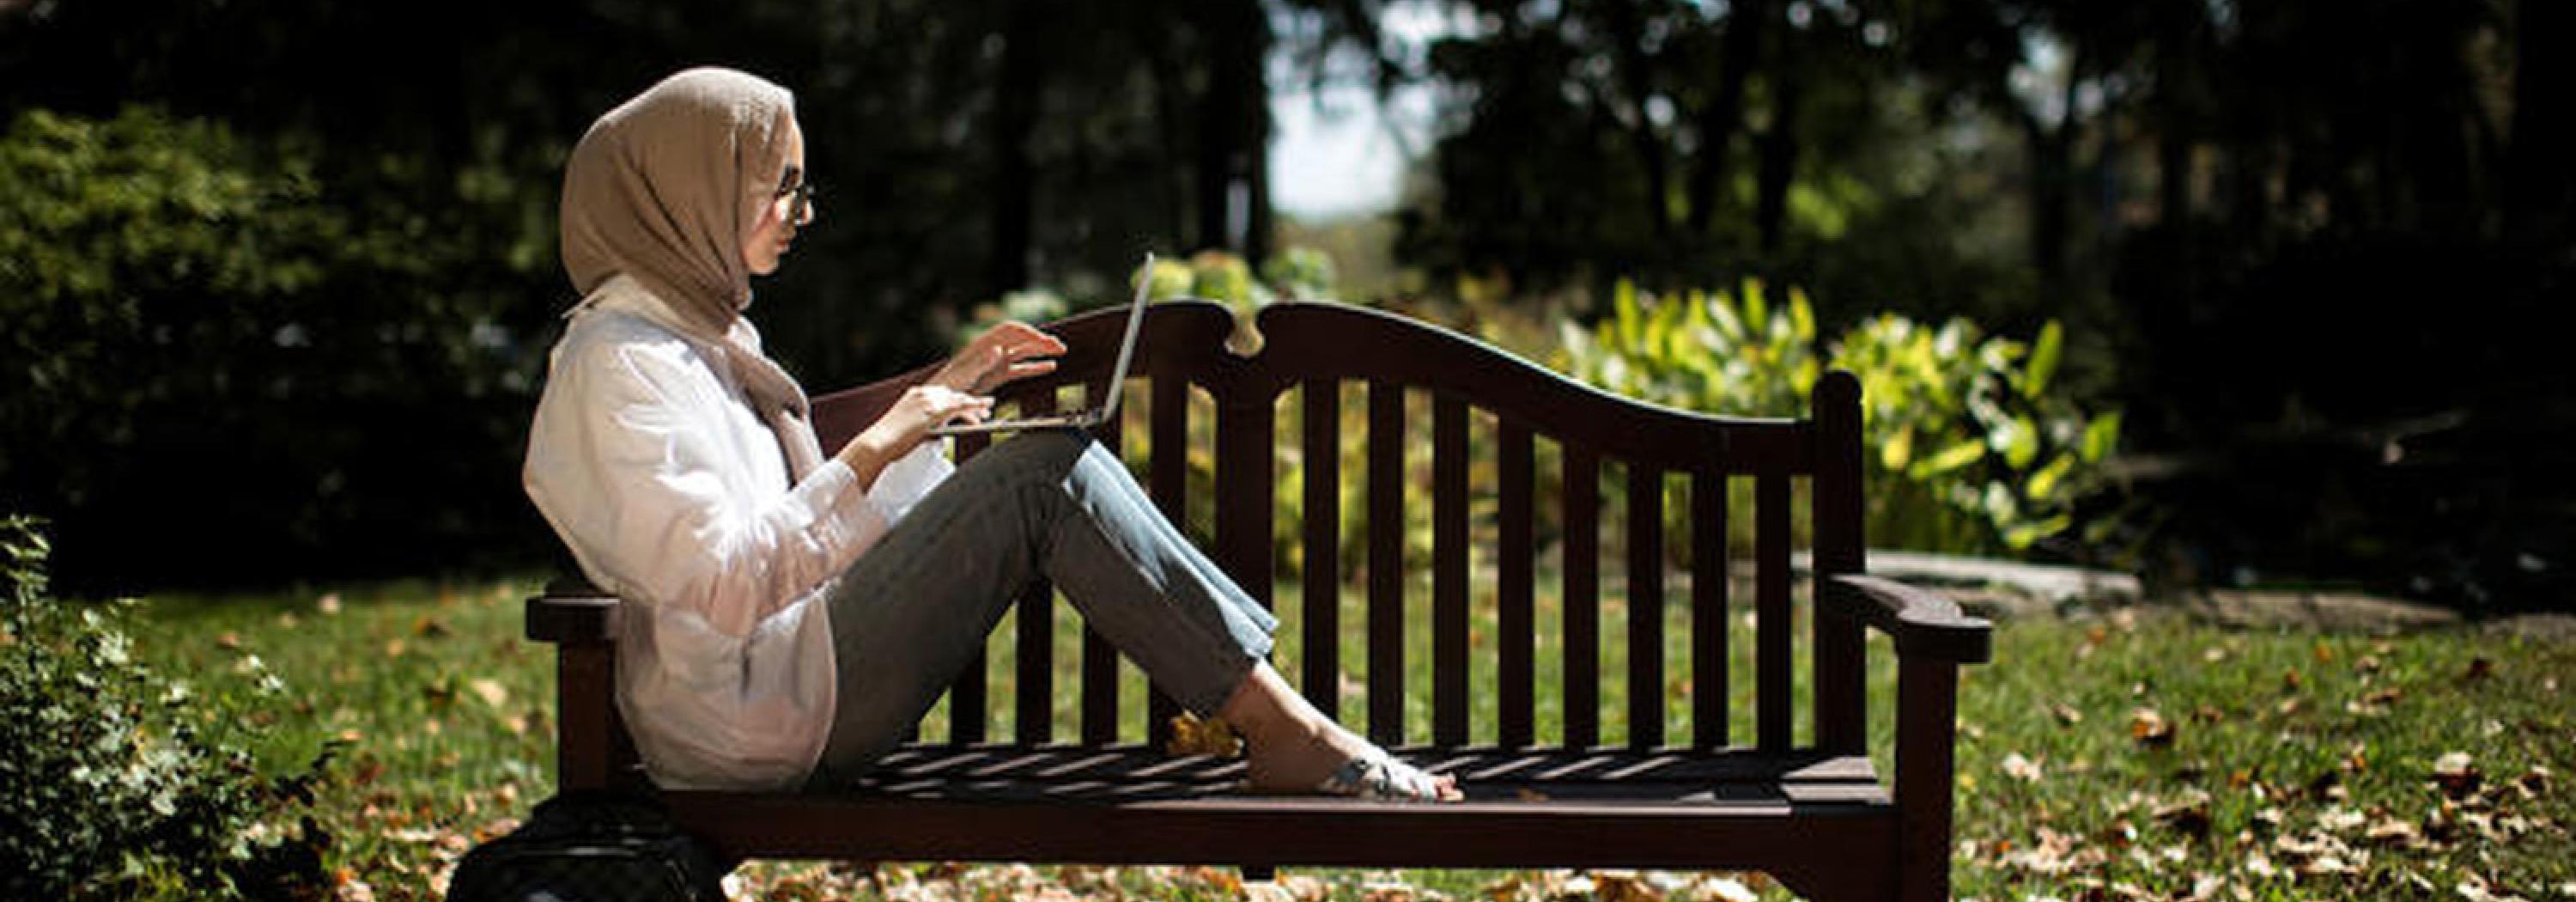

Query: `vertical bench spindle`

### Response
(1299, 381, 1341, 720)
(1625, 466, 1665, 748)
(1690, 468, 1729, 748)
(1014, 393, 1059, 746)
(1432, 395, 1470, 747)
(1147, 376, 1189, 749)
(1756, 472, 1792, 752)
(1562, 444, 1601, 749)
(1365, 381, 1406, 746)
(1497, 423, 1536, 748)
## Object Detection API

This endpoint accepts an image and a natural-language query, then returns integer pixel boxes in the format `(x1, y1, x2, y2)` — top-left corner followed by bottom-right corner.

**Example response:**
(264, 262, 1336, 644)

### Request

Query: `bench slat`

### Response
(1626, 465, 1665, 749)
(1498, 422, 1535, 748)
(1216, 382, 1276, 614)
(1083, 393, 1124, 744)
(951, 432, 995, 745)
(1433, 395, 1470, 747)
(1812, 373, 1868, 754)
(1366, 380, 1406, 746)
(1757, 472, 1792, 752)
(1562, 443, 1601, 749)
(661, 783, 1894, 875)
(1016, 392, 1060, 745)
(1149, 375, 1191, 750)
(1691, 470, 1729, 748)
(860, 745, 1877, 786)
(1300, 381, 1341, 721)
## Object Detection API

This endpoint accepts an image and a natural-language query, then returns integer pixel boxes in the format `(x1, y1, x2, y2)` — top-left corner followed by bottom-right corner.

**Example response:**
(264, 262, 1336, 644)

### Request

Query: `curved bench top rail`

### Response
(911, 299, 1814, 475)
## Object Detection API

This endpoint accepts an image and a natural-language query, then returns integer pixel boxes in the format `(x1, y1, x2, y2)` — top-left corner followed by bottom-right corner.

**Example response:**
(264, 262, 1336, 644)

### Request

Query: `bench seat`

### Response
(664, 745, 1890, 890)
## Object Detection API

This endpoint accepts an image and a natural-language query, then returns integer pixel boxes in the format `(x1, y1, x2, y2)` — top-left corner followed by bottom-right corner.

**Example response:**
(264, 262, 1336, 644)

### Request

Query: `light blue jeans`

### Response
(806, 430, 1278, 789)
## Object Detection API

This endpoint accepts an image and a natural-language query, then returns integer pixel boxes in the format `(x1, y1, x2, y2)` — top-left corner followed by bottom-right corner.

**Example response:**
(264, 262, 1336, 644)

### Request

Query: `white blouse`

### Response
(524, 274, 951, 791)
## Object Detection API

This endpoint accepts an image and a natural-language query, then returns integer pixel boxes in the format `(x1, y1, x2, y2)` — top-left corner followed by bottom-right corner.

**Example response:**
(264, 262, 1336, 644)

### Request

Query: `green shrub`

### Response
(0, 106, 553, 592)
(1555, 279, 2126, 558)
(0, 516, 331, 899)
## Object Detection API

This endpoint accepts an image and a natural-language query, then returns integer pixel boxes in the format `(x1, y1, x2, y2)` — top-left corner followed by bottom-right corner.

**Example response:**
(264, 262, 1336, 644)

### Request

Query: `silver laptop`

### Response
(928, 253, 1155, 436)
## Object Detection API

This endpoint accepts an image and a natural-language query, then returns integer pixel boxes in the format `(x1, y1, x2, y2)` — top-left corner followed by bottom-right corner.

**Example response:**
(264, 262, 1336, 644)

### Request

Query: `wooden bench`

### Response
(526, 299, 1992, 901)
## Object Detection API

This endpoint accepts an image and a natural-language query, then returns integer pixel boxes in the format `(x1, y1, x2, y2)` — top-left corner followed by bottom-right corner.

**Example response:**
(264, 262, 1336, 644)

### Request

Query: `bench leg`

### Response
(1241, 864, 1277, 883)
(556, 644, 618, 791)
(1896, 658, 1963, 902)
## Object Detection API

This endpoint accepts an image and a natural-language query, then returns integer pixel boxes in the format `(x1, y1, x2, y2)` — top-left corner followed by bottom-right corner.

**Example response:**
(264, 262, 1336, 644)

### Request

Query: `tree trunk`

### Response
(1687, 0, 1770, 234)
(1195, 0, 1268, 263)
(2026, 113, 2074, 302)
(1753, 52, 1804, 256)
(2506, 0, 2571, 252)
(1601, 0, 1673, 241)
(988, 0, 1043, 299)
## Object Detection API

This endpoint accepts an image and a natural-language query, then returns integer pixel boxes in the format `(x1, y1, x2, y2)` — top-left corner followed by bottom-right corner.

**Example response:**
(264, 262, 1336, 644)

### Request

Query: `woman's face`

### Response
(743, 119, 816, 277)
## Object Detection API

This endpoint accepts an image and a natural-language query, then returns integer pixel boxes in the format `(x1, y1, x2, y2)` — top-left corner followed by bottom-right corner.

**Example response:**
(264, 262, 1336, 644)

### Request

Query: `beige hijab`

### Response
(561, 67, 824, 481)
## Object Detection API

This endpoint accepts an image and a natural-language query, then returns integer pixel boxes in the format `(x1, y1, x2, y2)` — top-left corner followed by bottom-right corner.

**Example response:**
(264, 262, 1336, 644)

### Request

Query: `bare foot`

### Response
(1219, 663, 1461, 801)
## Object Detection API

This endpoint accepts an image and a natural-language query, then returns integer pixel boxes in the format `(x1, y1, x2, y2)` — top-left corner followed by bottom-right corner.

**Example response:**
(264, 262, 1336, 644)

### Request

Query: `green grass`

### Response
(119, 576, 2575, 901)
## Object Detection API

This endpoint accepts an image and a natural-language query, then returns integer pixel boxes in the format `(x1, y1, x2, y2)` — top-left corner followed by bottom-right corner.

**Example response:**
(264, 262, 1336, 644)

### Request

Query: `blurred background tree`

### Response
(1, 0, 2567, 610)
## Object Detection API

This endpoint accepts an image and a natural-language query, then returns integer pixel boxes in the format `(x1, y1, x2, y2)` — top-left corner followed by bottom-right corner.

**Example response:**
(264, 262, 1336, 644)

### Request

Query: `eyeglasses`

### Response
(775, 166, 817, 229)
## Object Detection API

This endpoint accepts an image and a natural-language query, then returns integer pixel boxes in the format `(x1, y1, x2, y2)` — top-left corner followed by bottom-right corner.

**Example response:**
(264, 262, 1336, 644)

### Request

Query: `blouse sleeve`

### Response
(525, 332, 951, 638)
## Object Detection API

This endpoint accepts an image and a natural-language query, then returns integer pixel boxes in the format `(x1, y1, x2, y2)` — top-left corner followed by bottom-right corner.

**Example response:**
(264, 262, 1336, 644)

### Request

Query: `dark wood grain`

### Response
(1433, 394, 1470, 747)
(1690, 470, 1729, 749)
(1625, 465, 1665, 749)
(1366, 380, 1406, 746)
(1083, 393, 1124, 745)
(1562, 443, 1601, 750)
(1148, 375, 1192, 752)
(1756, 473, 1792, 753)
(1497, 422, 1536, 748)
(1300, 381, 1341, 720)
(1810, 373, 1867, 754)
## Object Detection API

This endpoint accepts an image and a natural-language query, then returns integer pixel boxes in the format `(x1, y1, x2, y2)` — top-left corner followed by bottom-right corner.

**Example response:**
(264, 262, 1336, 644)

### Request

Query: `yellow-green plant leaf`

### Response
(1882, 425, 1915, 471)
(2025, 320, 2063, 399)
(2003, 515, 2071, 550)
(2004, 415, 2039, 468)
(2026, 452, 2076, 500)
(1707, 289, 1746, 344)
(2081, 411, 2123, 462)
(1789, 287, 1816, 342)
(1614, 279, 1643, 350)
(1741, 278, 1767, 335)
(1914, 440, 1985, 477)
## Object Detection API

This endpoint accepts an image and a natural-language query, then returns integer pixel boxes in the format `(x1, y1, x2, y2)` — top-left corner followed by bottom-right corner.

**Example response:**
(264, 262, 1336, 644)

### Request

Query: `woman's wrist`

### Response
(838, 427, 905, 491)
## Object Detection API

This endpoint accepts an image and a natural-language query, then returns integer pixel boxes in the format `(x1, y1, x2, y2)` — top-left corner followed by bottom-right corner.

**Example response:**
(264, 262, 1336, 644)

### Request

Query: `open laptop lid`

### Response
(1091, 251, 1156, 420)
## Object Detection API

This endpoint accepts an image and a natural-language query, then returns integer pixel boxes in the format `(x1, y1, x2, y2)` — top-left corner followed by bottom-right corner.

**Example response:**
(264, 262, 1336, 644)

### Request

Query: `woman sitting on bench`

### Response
(523, 68, 1458, 802)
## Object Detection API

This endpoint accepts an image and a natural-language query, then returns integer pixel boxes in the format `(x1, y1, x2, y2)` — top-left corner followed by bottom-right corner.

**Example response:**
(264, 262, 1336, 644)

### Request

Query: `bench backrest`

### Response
(811, 300, 1871, 755)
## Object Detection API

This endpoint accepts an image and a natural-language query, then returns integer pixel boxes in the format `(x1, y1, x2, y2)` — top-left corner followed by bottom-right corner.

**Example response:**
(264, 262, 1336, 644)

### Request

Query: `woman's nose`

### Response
(799, 197, 819, 226)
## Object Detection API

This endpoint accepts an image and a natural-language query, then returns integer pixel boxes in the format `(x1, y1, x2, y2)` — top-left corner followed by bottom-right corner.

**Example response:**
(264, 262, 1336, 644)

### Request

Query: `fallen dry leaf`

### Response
(468, 678, 509, 709)
(2365, 816, 2421, 848)
(1701, 875, 1759, 902)
(2153, 794, 2212, 838)
(1163, 712, 1243, 758)
(2129, 708, 2176, 747)
(2002, 753, 2045, 783)
(2433, 752, 2482, 797)
(318, 593, 343, 615)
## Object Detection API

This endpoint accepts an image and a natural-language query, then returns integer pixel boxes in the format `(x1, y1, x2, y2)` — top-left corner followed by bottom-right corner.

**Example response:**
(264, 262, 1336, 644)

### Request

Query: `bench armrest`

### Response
(526, 577, 620, 645)
(1819, 574, 1991, 664)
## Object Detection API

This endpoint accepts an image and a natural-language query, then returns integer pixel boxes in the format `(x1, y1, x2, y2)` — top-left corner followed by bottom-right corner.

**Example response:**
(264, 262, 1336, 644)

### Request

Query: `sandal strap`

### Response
(1318, 753, 1446, 801)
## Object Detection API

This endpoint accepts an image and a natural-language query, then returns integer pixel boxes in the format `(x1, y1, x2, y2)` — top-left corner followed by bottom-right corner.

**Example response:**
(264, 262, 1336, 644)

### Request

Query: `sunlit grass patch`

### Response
(120, 577, 2574, 901)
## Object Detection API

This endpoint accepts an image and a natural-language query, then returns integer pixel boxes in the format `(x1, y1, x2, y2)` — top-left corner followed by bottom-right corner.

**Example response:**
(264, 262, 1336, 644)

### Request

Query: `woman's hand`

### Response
(839, 384, 993, 487)
(932, 320, 1066, 395)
